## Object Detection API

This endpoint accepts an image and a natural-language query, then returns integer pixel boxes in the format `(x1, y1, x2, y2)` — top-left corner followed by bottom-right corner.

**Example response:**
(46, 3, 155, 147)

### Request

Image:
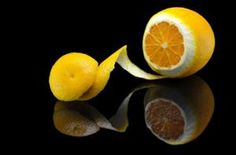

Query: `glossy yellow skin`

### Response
(49, 53, 98, 101)
(49, 46, 125, 101)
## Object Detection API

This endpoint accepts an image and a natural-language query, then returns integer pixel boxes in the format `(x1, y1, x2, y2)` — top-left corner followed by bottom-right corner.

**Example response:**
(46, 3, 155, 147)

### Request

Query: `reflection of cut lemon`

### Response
(143, 7, 215, 77)
(144, 76, 215, 145)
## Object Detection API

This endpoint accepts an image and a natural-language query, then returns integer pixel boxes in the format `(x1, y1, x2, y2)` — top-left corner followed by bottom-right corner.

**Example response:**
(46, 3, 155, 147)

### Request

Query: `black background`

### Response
(28, 0, 235, 153)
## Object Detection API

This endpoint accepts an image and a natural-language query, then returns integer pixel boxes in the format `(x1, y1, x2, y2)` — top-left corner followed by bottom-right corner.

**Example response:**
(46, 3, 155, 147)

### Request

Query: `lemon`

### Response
(49, 53, 98, 101)
(142, 7, 215, 77)
(49, 46, 126, 101)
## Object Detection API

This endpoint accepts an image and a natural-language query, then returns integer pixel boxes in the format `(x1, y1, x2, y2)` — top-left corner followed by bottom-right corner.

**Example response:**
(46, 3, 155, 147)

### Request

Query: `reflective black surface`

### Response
(32, 0, 234, 152)
(52, 77, 214, 145)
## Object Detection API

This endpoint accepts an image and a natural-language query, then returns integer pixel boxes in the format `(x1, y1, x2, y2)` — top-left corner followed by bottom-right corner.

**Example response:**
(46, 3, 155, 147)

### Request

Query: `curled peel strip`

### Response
(80, 45, 165, 100)
(116, 45, 166, 80)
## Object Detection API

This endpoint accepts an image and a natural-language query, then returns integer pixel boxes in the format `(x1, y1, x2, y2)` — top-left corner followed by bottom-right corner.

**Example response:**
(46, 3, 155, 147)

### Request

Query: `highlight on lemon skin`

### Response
(144, 76, 215, 145)
(49, 53, 98, 101)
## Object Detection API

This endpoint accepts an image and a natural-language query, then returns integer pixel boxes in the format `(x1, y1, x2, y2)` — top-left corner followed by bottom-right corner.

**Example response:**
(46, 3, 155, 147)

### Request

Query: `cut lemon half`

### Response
(143, 7, 215, 77)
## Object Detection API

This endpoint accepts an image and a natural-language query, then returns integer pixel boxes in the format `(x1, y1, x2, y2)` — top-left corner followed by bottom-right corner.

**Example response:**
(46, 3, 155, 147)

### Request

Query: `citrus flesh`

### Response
(144, 76, 215, 145)
(144, 22, 184, 68)
(145, 99, 185, 141)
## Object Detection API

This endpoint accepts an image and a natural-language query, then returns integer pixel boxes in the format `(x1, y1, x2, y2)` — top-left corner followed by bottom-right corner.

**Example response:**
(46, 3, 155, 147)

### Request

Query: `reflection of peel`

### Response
(52, 83, 154, 136)
(53, 100, 129, 137)
(144, 76, 215, 145)
(53, 82, 154, 136)
(109, 83, 157, 132)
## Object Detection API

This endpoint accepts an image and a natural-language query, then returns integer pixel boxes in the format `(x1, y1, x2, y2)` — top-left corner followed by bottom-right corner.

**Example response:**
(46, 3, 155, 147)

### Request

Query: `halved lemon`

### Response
(143, 7, 215, 77)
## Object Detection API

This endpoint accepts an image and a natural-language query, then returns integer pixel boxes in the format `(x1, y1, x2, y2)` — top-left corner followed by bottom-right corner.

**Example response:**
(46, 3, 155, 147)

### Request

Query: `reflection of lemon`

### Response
(53, 101, 100, 137)
(49, 53, 98, 101)
(53, 100, 129, 137)
(144, 76, 215, 145)
(143, 7, 215, 77)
